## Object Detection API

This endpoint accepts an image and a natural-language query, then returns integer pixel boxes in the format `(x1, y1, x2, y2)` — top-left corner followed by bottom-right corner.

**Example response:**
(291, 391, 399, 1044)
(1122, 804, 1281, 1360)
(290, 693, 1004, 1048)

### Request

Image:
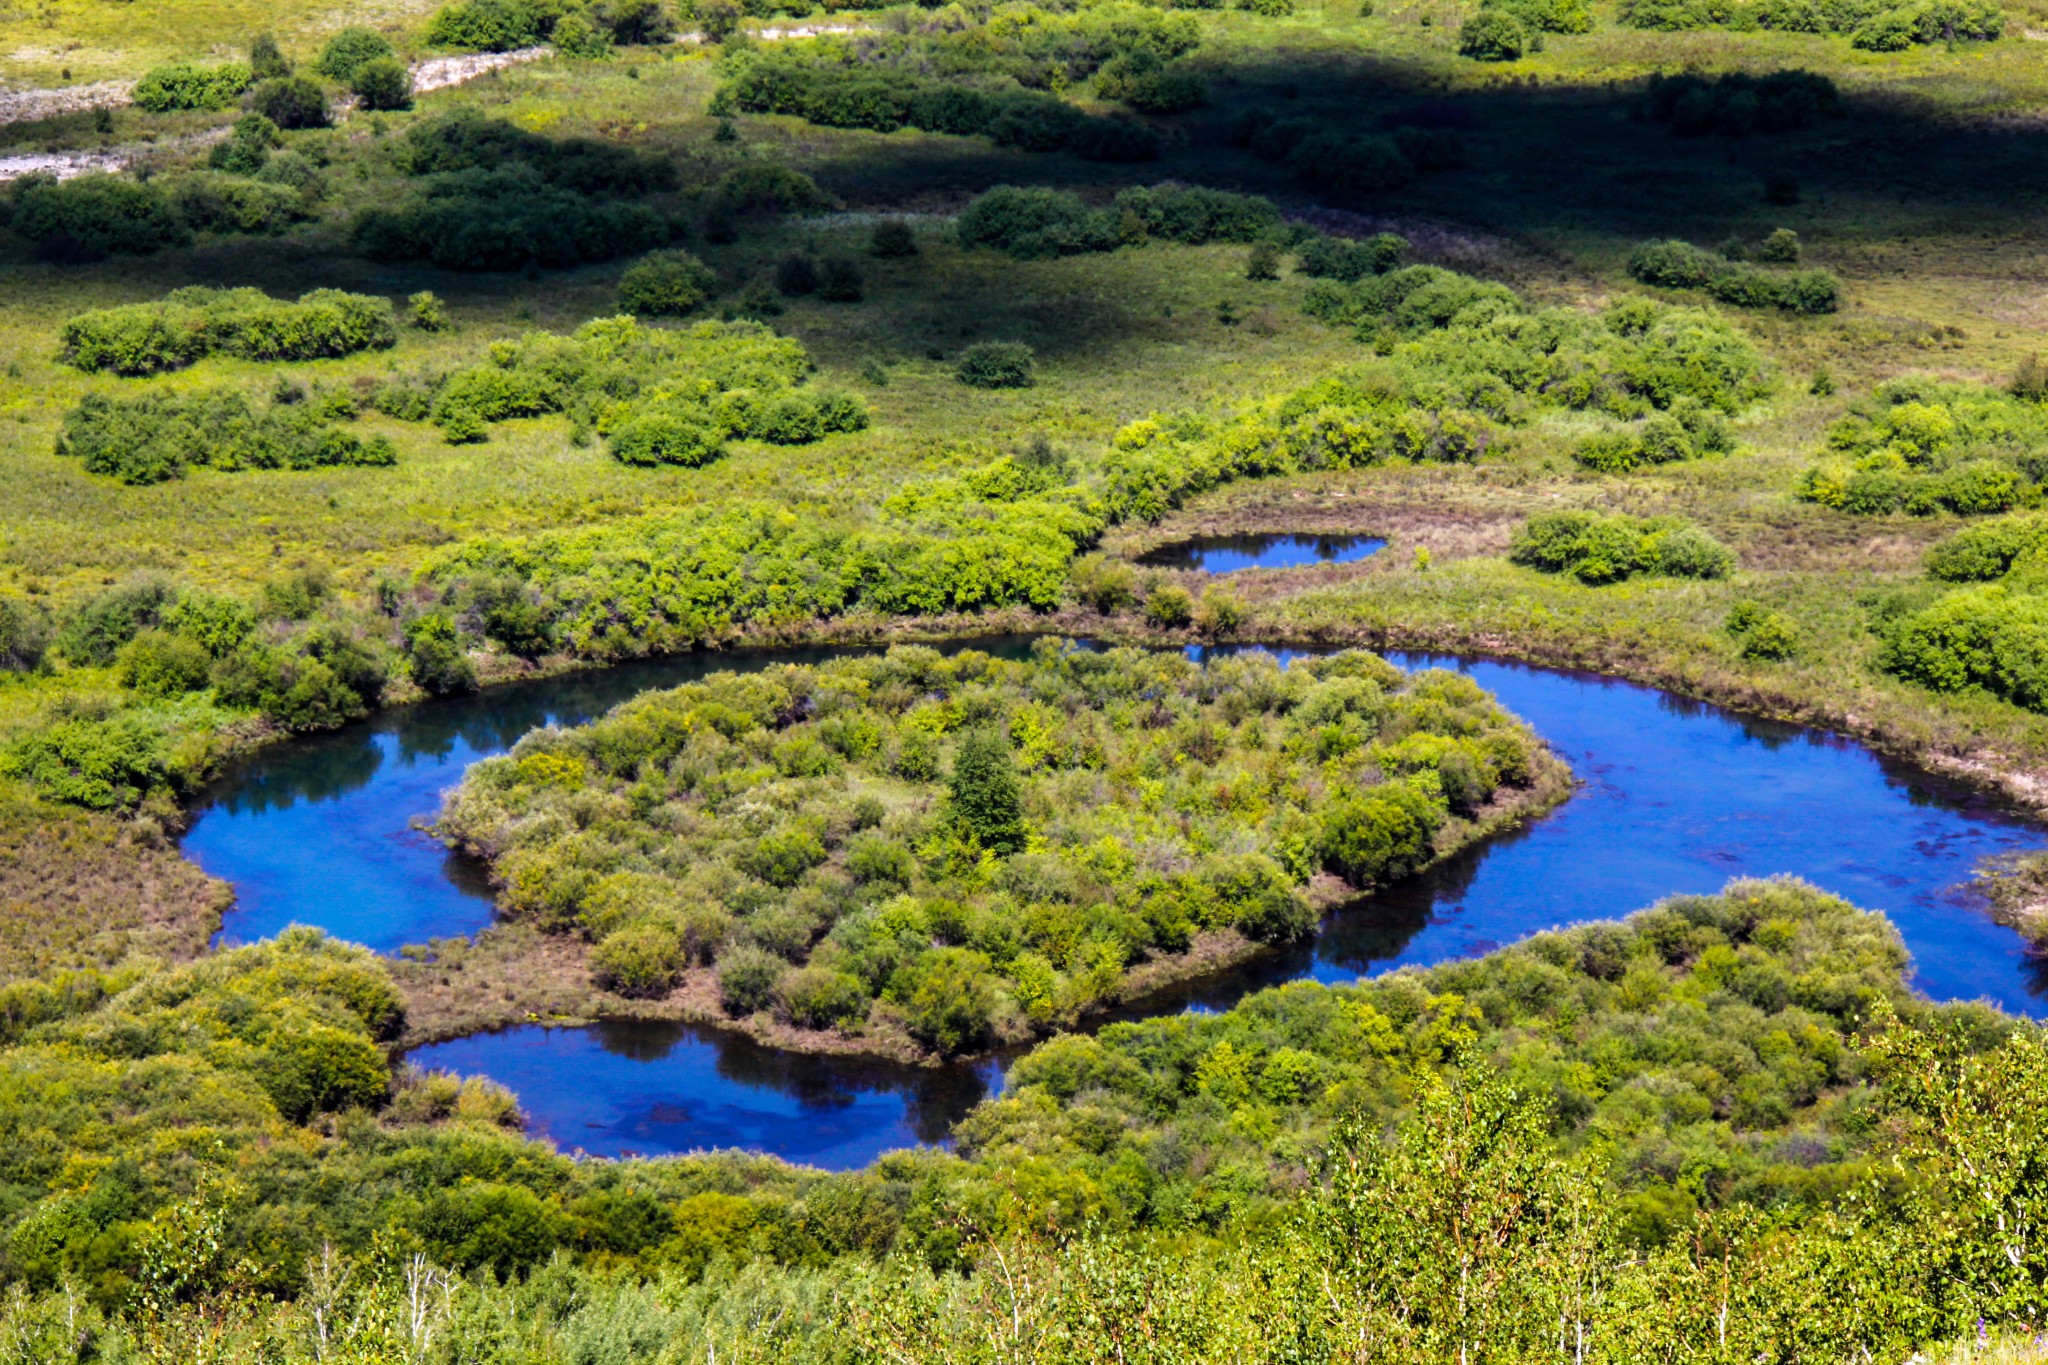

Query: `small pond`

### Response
(182, 637, 2048, 1167)
(1136, 533, 1387, 573)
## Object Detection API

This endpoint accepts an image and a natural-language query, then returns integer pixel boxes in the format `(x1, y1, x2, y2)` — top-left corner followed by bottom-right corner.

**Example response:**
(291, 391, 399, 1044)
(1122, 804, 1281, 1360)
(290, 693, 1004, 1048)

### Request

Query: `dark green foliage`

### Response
(212, 630, 389, 731)
(1628, 238, 1840, 313)
(774, 252, 820, 295)
(170, 173, 308, 236)
(249, 32, 291, 79)
(1097, 53, 1209, 112)
(1458, 8, 1536, 58)
(0, 599, 49, 674)
(592, 924, 687, 996)
(390, 108, 676, 193)
(207, 113, 284, 176)
(955, 186, 1122, 259)
(1926, 514, 2048, 582)
(713, 163, 829, 217)
(1246, 240, 1280, 281)
(1797, 381, 2048, 517)
(115, 630, 212, 698)
(870, 220, 917, 258)
(2011, 354, 2048, 403)
(553, 11, 616, 58)
(723, 54, 1162, 162)
(946, 729, 1027, 854)
(350, 180, 668, 271)
(249, 76, 330, 130)
(1882, 585, 2048, 709)
(351, 57, 414, 111)
(404, 612, 478, 696)
(894, 948, 998, 1053)
(956, 342, 1036, 389)
(1619, 0, 2001, 44)
(617, 249, 717, 316)
(1573, 403, 1735, 472)
(315, 25, 395, 81)
(817, 255, 864, 302)
(131, 61, 251, 112)
(8, 175, 188, 260)
(62, 288, 397, 374)
(54, 577, 176, 667)
(426, 0, 549, 50)
(2, 706, 178, 810)
(1295, 231, 1409, 282)
(1511, 510, 1736, 583)
(718, 945, 788, 1014)
(56, 390, 396, 484)
(1486, 0, 1593, 30)
(1643, 69, 1840, 136)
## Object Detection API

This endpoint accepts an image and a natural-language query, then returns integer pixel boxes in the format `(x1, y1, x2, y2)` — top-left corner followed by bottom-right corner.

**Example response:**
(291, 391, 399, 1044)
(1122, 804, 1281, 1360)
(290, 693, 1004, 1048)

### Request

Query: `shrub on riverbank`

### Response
(437, 642, 1544, 1057)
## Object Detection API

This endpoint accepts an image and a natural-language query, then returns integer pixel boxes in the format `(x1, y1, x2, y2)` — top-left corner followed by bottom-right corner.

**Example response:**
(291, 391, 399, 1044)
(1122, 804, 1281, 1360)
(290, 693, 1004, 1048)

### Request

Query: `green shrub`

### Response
(1726, 602, 1799, 660)
(316, 25, 395, 81)
(1510, 510, 1735, 583)
(249, 76, 331, 130)
(9, 175, 187, 260)
(552, 11, 616, 57)
(132, 61, 251, 112)
(1882, 585, 2048, 710)
(957, 342, 1036, 389)
(426, 0, 548, 50)
(250, 32, 292, 79)
(891, 947, 998, 1054)
(1796, 383, 2048, 518)
(776, 966, 868, 1029)
(352, 57, 414, 111)
(1644, 70, 1839, 136)
(208, 113, 283, 175)
(1143, 583, 1195, 627)
(947, 729, 1027, 855)
(870, 220, 918, 258)
(54, 577, 177, 667)
(0, 599, 50, 674)
(591, 925, 687, 996)
(617, 250, 717, 316)
(956, 185, 1119, 259)
(3, 710, 176, 810)
(408, 291, 448, 331)
(717, 945, 789, 1015)
(609, 412, 725, 467)
(116, 630, 212, 698)
(62, 287, 396, 374)
(404, 611, 477, 696)
(1459, 9, 1536, 57)
(172, 174, 307, 236)
(56, 390, 396, 484)
(817, 256, 865, 303)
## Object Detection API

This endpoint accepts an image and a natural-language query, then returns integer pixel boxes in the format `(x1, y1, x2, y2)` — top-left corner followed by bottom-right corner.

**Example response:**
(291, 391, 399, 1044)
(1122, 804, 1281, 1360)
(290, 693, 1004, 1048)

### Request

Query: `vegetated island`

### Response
(422, 640, 1569, 1060)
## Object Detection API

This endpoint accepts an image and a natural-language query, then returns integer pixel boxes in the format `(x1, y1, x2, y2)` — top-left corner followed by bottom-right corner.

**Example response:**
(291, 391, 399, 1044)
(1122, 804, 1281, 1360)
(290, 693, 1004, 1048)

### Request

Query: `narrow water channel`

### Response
(183, 639, 2048, 1165)
(1136, 533, 1388, 573)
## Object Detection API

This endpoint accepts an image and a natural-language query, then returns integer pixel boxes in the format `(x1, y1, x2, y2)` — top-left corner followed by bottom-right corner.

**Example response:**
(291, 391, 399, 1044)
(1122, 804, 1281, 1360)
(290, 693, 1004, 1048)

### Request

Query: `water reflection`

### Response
(1137, 533, 1388, 573)
(407, 1018, 1003, 1165)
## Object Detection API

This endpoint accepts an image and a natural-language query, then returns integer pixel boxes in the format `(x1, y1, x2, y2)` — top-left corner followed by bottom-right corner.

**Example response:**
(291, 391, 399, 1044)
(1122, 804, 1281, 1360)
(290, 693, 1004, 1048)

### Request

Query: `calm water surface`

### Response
(1137, 533, 1387, 573)
(182, 639, 2048, 1165)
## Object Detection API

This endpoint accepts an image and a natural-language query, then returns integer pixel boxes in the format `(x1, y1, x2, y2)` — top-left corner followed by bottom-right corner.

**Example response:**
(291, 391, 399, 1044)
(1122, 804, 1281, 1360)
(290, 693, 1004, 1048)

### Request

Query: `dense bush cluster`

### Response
(440, 643, 1542, 1054)
(0, 878, 2044, 1364)
(1573, 402, 1735, 471)
(617, 248, 718, 316)
(1618, 0, 2000, 47)
(1796, 380, 2048, 516)
(1628, 237, 1841, 313)
(1643, 68, 1841, 135)
(349, 110, 678, 271)
(1883, 511, 2048, 708)
(60, 287, 395, 376)
(368, 315, 864, 463)
(723, 54, 1161, 162)
(1229, 106, 1463, 196)
(1510, 509, 1737, 582)
(55, 389, 397, 484)
(953, 182, 1277, 259)
(6, 174, 188, 260)
(131, 60, 252, 111)
(426, 0, 674, 50)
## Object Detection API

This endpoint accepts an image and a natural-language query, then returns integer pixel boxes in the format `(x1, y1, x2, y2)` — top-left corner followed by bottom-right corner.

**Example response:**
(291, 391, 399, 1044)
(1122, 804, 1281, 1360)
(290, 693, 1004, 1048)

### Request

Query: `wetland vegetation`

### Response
(10, 0, 2048, 1352)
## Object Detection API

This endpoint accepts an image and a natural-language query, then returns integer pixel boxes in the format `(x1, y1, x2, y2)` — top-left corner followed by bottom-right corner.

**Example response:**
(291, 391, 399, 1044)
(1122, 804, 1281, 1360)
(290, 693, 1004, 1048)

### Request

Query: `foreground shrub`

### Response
(352, 57, 415, 111)
(1510, 510, 1735, 582)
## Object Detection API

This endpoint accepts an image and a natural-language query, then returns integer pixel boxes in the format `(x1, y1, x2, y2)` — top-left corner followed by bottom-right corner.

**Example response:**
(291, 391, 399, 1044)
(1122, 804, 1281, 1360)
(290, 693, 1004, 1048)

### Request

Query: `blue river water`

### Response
(181, 640, 2048, 1164)
(1137, 533, 1388, 573)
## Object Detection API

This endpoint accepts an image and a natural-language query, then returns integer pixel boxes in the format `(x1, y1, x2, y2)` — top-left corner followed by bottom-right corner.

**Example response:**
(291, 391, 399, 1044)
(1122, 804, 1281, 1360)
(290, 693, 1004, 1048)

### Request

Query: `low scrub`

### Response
(955, 183, 1277, 259)
(1510, 509, 1737, 583)
(438, 643, 1541, 1054)
(7, 174, 188, 260)
(131, 61, 251, 112)
(56, 390, 396, 484)
(1643, 69, 1840, 135)
(61, 287, 395, 376)
(1796, 380, 2048, 517)
(1628, 238, 1840, 313)
(1617, 0, 2001, 46)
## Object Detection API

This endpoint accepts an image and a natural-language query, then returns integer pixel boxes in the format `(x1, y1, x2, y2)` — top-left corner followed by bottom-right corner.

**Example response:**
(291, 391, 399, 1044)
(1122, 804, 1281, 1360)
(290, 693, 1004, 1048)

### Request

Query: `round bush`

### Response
(617, 249, 717, 316)
(956, 341, 1036, 389)
(609, 412, 725, 467)
(592, 924, 688, 997)
(316, 26, 395, 82)
(1459, 9, 1534, 58)
(775, 966, 869, 1029)
(250, 76, 331, 130)
(717, 945, 788, 1016)
(870, 220, 918, 258)
(352, 58, 414, 111)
